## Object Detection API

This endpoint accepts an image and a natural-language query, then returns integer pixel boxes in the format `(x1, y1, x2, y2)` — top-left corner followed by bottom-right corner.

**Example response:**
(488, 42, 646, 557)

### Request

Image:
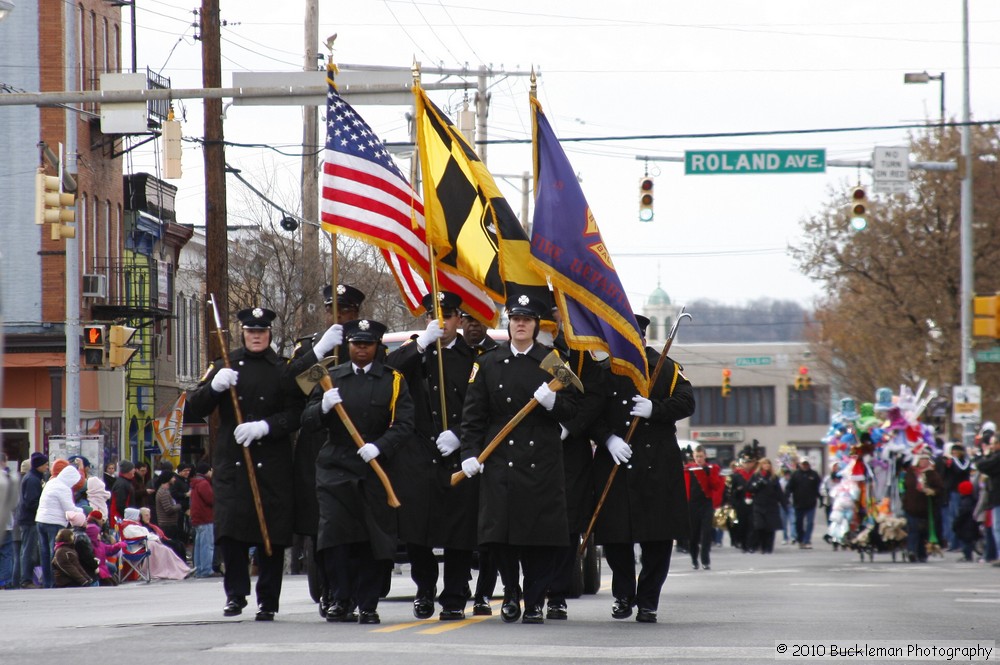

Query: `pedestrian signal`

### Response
(82, 325, 107, 368)
(638, 177, 654, 222)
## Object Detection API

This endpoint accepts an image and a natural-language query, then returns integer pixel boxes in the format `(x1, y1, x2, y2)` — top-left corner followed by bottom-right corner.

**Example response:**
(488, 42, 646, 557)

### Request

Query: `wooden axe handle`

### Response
(451, 377, 563, 486)
(318, 374, 401, 508)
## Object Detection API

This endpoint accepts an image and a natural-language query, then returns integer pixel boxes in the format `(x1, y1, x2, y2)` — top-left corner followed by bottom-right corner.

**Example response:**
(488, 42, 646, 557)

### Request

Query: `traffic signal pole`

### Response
(64, 0, 81, 441)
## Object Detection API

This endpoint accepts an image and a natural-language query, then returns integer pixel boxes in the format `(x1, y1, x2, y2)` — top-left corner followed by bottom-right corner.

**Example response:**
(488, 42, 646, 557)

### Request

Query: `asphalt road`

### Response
(2, 541, 997, 665)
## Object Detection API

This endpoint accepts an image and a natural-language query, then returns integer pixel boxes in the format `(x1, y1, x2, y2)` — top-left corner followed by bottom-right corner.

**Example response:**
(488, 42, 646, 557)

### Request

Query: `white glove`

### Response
(312, 324, 343, 357)
(461, 456, 484, 478)
(605, 434, 632, 465)
(321, 387, 342, 414)
(358, 443, 380, 463)
(234, 420, 269, 447)
(630, 395, 653, 419)
(436, 430, 461, 456)
(560, 424, 570, 441)
(211, 368, 238, 392)
(533, 382, 556, 411)
(416, 319, 444, 351)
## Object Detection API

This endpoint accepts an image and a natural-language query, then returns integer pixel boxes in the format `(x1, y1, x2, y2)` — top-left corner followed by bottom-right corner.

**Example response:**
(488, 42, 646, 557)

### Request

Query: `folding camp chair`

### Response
(119, 535, 151, 584)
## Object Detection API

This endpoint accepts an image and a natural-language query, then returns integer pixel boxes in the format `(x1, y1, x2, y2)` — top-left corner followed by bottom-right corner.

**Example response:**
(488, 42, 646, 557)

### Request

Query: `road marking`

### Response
(417, 616, 492, 633)
(371, 619, 432, 633)
(790, 583, 889, 588)
(212, 642, 775, 659)
(954, 598, 1000, 604)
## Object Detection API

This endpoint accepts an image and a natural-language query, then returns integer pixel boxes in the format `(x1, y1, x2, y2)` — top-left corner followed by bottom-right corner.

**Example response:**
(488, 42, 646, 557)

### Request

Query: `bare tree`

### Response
(790, 125, 1000, 433)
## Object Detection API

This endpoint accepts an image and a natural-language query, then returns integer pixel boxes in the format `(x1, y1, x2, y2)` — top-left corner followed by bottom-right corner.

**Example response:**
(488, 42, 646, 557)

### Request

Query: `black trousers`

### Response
(322, 543, 392, 613)
(689, 501, 714, 566)
(474, 546, 499, 599)
(755, 529, 775, 553)
(546, 533, 579, 606)
(219, 536, 285, 612)
(603, 540, 672, 612)
(407, 543, 474, 610)
(489, 543, 560, 609)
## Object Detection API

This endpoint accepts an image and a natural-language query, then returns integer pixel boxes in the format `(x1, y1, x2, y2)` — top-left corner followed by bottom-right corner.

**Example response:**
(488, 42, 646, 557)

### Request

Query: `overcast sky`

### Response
(123, 1, 1000, 312)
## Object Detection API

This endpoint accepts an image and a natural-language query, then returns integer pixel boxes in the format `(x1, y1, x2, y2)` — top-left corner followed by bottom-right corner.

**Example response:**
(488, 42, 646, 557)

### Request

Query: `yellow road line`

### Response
(418, 615, 493, 633)
(371, 619, 433, 633)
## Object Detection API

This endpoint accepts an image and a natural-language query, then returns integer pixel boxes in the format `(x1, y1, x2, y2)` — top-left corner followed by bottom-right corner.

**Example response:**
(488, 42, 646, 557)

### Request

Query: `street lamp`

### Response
(903, 71, 945, 126)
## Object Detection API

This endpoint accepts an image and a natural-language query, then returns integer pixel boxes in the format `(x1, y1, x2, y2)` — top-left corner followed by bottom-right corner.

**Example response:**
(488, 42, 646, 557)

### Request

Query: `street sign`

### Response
(952, 385, 982, 424)
(975, 347, 1000, 363)
(685, 149, 825, 175)
(689, 429, 745, 443)
(735, 356, 773, 367)
(872, 146, 910, 194)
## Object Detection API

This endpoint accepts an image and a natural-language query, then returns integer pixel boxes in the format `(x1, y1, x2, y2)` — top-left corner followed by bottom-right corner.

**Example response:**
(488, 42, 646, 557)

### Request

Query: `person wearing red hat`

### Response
(952, 481, 978, 562)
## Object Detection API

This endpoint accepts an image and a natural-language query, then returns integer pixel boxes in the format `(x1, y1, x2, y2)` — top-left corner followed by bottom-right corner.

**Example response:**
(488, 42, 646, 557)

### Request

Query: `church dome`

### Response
(647, 286, 671, 306)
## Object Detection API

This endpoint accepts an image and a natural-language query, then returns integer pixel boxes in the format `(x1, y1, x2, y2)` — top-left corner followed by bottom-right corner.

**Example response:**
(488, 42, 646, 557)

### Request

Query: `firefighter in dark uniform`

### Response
(591, 314, 694, 624)
(459, 293, 579, 625)
(459, 310, 500, 615)
(287, 284, 363, 617)
(386, 291, 479, 620)
(302, 318, 414, 625)
(185, 306, 302, 622)
(540, 310, 608, 620)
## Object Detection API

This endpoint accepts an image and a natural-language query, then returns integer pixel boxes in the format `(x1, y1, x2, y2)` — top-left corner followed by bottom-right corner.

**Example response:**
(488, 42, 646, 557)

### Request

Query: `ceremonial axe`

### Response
(296, 358, 402, 508)
(450, 350, 584, 487)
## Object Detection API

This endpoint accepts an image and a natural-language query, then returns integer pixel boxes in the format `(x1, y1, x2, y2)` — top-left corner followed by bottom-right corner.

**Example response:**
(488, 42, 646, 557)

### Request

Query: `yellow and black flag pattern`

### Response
(414, 85, 547, 305)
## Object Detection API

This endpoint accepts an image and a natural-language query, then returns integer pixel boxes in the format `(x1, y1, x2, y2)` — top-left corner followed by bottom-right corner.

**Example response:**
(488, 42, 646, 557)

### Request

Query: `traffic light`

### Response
(974, 294, 1000, 338)
(638, 177, 654, 222)
(848, 186, 868, 231)
(35, 169, 75, 240)
(721, 368, 732, 397)
(108, 325, 138, 367)
(795, 365, 811, 391)
(82, 325, 107, 368)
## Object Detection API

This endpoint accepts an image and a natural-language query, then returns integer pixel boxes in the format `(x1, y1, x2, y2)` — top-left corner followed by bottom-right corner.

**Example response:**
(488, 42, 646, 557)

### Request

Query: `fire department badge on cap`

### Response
(337, 285, 346, 295)
(359, 320, 370, 330)
(252, 307, 264, 318)
(518, 295, 529, 306)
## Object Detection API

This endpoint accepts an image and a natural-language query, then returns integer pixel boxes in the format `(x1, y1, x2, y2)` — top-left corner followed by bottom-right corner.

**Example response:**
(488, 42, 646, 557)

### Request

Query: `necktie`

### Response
(356, 368, 365, 376)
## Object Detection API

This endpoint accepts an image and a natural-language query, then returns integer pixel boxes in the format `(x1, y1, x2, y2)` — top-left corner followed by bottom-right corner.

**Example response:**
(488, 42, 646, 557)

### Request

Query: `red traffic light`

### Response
(640, 178, 653, 191)
(722, 368, 732, 378)
(798, 365, 809, 375)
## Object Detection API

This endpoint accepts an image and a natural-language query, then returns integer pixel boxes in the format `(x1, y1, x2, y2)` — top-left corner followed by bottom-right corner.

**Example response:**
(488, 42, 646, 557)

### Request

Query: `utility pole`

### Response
(300, 0, 321, 332)
(959, 0, 975, 446)
(475, 66, 490, 165)
(200, 0, 229, 352)
(64, 4, 80, 440)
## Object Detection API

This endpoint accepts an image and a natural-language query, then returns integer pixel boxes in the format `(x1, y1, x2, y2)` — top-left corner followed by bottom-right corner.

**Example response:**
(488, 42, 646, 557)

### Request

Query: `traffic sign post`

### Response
(685, 149, 826, 175)
(872, 146, 910, 194)
(952, 385, 981, 425)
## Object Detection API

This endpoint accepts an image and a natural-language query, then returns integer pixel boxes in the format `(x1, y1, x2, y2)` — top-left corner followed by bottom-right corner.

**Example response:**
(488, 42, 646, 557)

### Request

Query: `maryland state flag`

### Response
(414, 85, 547, 305)
(529, 99, 649, 395)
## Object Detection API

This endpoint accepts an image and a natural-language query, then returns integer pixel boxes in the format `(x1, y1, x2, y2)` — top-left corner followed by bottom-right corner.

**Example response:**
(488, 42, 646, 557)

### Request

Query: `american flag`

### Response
(319, 70, 498, 325)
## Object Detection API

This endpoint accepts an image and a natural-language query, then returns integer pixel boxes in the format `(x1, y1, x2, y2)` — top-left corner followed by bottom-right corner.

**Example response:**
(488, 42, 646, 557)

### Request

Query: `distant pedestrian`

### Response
(786, 460, 822, 548)
(747, 458, 786, 554)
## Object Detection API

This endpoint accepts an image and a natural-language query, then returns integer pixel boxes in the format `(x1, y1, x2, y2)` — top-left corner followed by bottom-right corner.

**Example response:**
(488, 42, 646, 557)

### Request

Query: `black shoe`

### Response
(611, 598, 633, 620)
(255, 608, 276, 622)
(413, 596, 434, 619)
(702, 564, 711, 571)
(318, 597, 332, 619)
(636, 608, 657, 624)
(358, 610, 380, 625)
(546, 603, 567, 620)
(223, 597, 247, 617)
(692, 561, 699, 570)
(439, 608, 465, 621)
(472, 597, 493, 616)
(522, 605, 544, 624)
(325, 600, 358, 623)
(500, 590, 522, 623)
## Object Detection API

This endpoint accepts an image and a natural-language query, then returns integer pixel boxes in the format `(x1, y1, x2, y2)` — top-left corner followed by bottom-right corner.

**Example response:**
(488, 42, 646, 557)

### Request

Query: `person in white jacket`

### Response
(35, 463, 81, 588)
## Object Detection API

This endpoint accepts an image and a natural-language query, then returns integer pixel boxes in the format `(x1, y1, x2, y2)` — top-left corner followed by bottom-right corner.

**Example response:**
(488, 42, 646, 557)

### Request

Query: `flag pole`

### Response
(327, 53, 341, 362)
(412, 63, 450, 430)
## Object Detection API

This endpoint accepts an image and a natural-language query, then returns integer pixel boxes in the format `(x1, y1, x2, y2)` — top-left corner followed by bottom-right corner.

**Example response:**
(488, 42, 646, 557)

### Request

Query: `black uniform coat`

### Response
(386, 335, 478, 550)
(748, 472, 786, 531)
(591, 350, 695, 545)
(554, 340, 608, 534)
(185, 346, 302, 547)
(459, 342, 578, 548)
(301, 358, 414, 560)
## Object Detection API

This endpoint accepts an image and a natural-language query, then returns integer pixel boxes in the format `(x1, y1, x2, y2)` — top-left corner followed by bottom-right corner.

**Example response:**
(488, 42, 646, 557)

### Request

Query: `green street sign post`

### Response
(735, 356, 773, 367)
(685, 149, 826, 175)
(975, 347, 1000, 363)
